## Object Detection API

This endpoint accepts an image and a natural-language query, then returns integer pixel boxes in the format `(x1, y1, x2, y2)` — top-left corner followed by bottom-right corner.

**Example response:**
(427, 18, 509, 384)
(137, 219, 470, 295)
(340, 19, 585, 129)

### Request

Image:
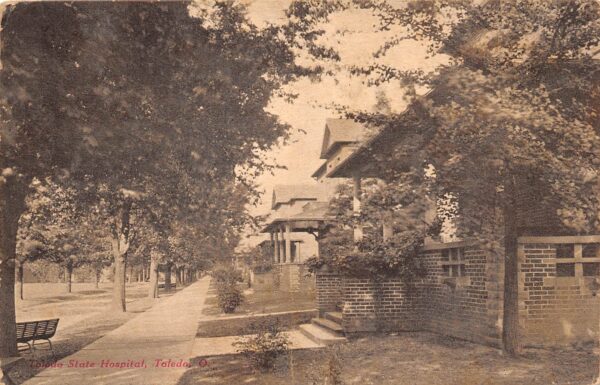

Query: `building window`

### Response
(556, 244, 574, 258)
(555, 243, 600, 278)
(583, 262, 600, 277)
(583, 243, 600, 258)
(441, 248, 466, 277)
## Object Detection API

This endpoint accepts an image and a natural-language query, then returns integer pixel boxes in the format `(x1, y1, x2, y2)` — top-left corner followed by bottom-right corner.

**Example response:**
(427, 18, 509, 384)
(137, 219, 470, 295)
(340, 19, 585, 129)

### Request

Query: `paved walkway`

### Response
(24, 277, 211, 385)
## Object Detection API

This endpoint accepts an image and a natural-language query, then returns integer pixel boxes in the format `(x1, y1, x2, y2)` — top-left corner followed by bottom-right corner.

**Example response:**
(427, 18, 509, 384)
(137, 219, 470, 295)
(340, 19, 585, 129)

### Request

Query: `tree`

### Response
(291, 0, 600, 356)
(0, 1, 307, 355)
(17, 178, 108, 294)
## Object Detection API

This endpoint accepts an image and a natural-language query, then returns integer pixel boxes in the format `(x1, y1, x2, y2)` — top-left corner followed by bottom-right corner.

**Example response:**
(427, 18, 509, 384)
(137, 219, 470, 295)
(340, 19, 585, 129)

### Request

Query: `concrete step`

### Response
(299, 323, 346, 346)
(325, 311, 343, 324)
(311, 317, 343, 334)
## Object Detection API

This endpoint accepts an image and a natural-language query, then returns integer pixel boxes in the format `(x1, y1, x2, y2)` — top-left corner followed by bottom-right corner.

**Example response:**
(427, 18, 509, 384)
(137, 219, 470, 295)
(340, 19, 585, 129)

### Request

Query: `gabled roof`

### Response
(291, 201, 330, 221)
(261, 200, 332, 233)
(271, 184, 329, 209)
(319, 118, 368, 159)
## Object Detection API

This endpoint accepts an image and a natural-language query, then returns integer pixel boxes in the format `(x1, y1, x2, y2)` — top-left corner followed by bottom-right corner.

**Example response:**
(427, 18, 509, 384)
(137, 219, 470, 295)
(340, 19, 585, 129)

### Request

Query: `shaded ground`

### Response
(201, 282, 315, 318)
(10, 282, 184, 384)
(16, 282, 149, 329)
(178, 332, 597, 385)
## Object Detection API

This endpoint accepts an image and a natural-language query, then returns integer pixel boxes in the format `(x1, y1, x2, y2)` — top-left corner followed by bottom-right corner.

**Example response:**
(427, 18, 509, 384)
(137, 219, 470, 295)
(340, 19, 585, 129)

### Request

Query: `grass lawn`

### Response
(201, 282, 316, 318)
(178, 332, 597, 385)
(10, 282, 184, 385)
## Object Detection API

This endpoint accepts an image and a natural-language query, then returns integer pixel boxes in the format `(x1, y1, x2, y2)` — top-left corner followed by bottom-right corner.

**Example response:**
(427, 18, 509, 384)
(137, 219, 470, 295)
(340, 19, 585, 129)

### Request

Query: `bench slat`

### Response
(16, 319, 59, 342)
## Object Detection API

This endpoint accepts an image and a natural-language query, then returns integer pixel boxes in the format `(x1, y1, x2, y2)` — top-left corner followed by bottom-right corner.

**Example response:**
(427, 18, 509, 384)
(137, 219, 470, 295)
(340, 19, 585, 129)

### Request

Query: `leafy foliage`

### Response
(234, 319, 290, 372)
(216, 282, 244, 314)
(211, 264, 244, 285)
(308, 179, 433, 279)
(248, 243, 274, 274)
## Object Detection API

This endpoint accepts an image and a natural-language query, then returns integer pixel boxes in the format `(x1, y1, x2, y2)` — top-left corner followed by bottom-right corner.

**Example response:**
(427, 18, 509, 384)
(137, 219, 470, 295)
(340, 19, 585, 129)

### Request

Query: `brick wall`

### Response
(314, 238, 600, 347)
(519, 242, 599, 346)
(315, 243, 503, 346)
(418, 246, 503, 346)
(342, 278, 421, 332)
(315, 269, 344, 315)
(276, 264, 315, 293)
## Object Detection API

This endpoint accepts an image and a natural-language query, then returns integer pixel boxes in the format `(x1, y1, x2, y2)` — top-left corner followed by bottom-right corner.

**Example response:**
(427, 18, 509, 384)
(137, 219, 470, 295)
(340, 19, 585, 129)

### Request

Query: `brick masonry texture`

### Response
(276, 264, 315, 293)
(519, 243, 598, 346)
(316, 241, 600, 347)
(314, 247, 500, 347)
(315, 270, 343, 315)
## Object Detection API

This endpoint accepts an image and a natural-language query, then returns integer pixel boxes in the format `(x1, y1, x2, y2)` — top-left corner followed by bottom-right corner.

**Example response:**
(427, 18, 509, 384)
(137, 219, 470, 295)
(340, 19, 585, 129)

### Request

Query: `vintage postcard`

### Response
(1, 1, 600, 384)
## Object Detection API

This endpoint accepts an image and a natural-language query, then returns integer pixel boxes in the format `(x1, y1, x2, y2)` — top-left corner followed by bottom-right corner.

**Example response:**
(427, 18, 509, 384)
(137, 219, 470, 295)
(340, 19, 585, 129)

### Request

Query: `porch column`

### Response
(285, 223, 292, 264)
(279, 226, 286, 263)
(379, 180, 393, 241)
(296, 242, 301, 263)
(353, 175, 363, 243)
(271, 231, 279, 264)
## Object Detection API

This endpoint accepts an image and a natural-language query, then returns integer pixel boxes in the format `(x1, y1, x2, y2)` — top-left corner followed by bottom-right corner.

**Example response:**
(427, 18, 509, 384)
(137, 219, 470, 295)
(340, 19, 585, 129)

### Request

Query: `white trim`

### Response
(518, 235, 600, 244)
(422, 239, 477, 251)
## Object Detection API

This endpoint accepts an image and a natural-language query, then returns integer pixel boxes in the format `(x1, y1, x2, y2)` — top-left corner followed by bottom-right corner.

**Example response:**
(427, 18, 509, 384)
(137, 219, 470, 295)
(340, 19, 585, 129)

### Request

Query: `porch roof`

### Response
(271, 184, 329, 209)
(261, 202, 332, 233)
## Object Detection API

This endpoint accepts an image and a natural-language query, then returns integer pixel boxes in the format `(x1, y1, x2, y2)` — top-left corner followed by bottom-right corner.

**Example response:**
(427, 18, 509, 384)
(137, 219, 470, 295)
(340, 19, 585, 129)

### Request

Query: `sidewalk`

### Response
(24, 277, 211, 385)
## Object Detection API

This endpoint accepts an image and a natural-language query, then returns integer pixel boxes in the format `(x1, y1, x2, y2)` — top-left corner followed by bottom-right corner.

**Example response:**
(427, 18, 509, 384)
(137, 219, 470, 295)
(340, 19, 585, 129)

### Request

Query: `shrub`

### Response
(211, 264, 242, 285)
(216, 282, 244, 313)
(233, 320, 290, 372)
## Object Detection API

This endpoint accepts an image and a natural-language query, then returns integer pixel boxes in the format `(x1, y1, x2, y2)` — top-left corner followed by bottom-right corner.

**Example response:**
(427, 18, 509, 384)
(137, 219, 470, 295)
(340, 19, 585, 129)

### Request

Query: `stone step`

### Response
(298, 324, 346, 346)
(311, 317, 343, 334)
(325, 311, 343, 324)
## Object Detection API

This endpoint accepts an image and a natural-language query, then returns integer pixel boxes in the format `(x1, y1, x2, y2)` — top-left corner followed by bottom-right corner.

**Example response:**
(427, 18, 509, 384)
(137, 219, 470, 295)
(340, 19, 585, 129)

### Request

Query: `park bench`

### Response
(16, 319, 59, 357)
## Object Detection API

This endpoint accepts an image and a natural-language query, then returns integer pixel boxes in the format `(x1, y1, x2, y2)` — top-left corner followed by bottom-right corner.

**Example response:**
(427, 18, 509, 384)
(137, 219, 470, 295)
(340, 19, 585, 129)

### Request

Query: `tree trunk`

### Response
(65, 264, 73, 293)
(113, 250, 126, 311)
(148, 257, 159, 298)
(175, 266, 182, 286)
(95, 268, 101, 289)
(164, 263, 172, 292)
(127, 264, 133, 284)
(0, 177, 27, 357)
(111, 199, 132, 312)
(502, 171, 521, 356)
(17, 261, 24, 300)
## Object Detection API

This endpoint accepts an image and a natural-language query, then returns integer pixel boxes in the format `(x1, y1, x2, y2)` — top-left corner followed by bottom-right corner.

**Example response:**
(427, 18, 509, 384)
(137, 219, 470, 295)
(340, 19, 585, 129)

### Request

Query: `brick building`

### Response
(307, 117, 600, 348)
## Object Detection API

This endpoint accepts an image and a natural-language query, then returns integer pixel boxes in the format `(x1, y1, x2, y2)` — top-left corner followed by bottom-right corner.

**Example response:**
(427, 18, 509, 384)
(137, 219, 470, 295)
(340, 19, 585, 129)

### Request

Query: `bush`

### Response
(211, 264, 243, 285)
(216, 282, 243, 313)
(233, 320, 290, 372)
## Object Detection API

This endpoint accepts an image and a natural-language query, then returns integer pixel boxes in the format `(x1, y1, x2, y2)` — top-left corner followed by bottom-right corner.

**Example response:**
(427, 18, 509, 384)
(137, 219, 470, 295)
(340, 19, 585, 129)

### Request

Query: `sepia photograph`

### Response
(1, 1, 600, 384)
